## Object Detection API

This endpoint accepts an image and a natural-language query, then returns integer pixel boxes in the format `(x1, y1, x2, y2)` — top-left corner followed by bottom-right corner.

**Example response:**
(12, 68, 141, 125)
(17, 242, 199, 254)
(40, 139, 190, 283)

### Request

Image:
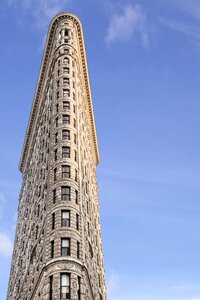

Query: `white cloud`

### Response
(7, 0, 72, 30)
(105, 4, 149, 46)
(0, 232, 13, 257)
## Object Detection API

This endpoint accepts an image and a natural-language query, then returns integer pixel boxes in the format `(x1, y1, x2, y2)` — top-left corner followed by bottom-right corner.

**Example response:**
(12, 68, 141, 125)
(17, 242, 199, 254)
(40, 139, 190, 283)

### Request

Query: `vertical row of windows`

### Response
(49, 49, 81, 300)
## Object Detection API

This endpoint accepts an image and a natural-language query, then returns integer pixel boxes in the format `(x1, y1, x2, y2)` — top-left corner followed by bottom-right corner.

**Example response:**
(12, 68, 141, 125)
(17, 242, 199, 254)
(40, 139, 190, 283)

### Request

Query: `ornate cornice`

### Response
(19, 12, 100, 173)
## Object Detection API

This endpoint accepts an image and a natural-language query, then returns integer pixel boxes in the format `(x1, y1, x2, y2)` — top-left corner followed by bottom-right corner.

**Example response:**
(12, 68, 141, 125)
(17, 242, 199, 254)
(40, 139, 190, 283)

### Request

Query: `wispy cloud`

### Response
(107, 271, 120, 299)
(105, 4, 149, 46)
(161, 18, 200, 47)
(0, 232, 13, 257)
(169, 0, 200, 22)
(162, 0, 200, 48)
(7, 0, 72, 30)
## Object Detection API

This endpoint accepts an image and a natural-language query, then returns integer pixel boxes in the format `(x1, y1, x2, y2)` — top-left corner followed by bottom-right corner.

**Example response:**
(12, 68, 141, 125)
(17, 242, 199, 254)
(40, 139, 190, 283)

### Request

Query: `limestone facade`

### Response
(7, 13, 106, 300)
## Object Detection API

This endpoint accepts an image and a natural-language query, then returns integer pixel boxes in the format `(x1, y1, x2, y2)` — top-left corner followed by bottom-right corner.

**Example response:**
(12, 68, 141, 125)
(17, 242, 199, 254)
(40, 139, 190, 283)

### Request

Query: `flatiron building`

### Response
(7, 12, 106, 300)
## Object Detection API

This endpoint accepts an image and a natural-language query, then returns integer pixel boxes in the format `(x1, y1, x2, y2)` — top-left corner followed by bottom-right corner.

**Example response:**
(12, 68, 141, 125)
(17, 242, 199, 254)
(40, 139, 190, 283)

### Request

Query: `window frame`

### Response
(61, 186, 71, 201)
(60, 273, 70, 299)
(61, 238, 70, 256)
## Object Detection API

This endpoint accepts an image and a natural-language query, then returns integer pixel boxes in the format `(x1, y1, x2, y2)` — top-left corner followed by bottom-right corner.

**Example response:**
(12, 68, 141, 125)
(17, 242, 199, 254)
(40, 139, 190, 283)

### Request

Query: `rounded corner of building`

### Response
(49, 12, 83, 30)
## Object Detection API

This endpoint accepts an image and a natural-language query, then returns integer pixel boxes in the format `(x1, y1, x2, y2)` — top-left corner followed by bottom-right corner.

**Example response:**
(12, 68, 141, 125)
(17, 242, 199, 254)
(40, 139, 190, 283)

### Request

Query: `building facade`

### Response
(7, 13, 106, 300)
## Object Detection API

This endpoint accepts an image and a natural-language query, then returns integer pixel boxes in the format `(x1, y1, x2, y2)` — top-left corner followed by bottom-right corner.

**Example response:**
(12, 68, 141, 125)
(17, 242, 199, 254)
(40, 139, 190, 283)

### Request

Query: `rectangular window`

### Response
(58, 59, 61, 66)
(55, 117, 58, 127)
(49, 276, 53, 300)
(61, 238, 70, 256)
(51, 240, 54, 258)
(60, 273, 70, 299)
(73, 118, 76, 128)
(75, 169, 78, 182)
(78, 276, 81, 300)
(53, 189, 56, 203)
(55, 133, 58, 144)
(62, 146, 70, 158)
(62, 130, 70, 140)
(61, 186, 71, 201)
(63, 77, 70, 85)
(57, 91, 59, 100)
(76, 214, 79, 231)
(64, 29, 69, 37)
(62, 165, 70, 179)
(73, 105, 76, 113)
(63, 101, 70, 110)
(74, 150, 77, 162)
(63, 89, 70, 97)
(75, 190, 78, 204)
(63, 57, 69, 64)
(77, 241, 80, 259)
(88, 222, 90, 236)
(74, 134, 77, 144)
(63, 67, 70, 75)
(61, 211, 70, 227)
(56, 103, 59, 113)
(63, 115, 70, 125)
(54, 149, 57, 161)
(57, 80, 60, 88)
(53, 169, 57, 182)
(52, 213, 55, 230)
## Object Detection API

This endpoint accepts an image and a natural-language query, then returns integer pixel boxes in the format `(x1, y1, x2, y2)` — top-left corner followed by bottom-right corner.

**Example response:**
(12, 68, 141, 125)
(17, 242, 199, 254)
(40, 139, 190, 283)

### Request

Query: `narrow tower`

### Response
(7, 13, 106, 300)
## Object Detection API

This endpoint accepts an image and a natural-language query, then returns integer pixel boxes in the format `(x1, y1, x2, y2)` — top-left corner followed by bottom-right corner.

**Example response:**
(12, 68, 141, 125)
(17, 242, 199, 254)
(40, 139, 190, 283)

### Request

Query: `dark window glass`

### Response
(62, 165, 70, 179)
(62, 130, 70, 140)
(61, 211, 70, 227)
(77, 242, 80, 259)
(61, 238, 70, 256)
(52, 213, 55, 230)
(55, 133, 58, 144)
(49, 276, 53, 300)
(76, 214, 79, 231)
(78, 276, 81, 300)
(53, 189, 56, 203)
(61, 186, 71, 201)
(54, 149, 57, 161)
(63, 101, 70, 110)
(75, 190, 78, 204)
(51, 240, 54, 258)
(62, 147, 70, 158)
(63, 115, 70, 125)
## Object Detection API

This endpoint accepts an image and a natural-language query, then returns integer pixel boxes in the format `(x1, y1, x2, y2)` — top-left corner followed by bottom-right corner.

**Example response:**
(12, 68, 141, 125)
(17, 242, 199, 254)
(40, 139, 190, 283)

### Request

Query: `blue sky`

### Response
(0, 0, 200, 299)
